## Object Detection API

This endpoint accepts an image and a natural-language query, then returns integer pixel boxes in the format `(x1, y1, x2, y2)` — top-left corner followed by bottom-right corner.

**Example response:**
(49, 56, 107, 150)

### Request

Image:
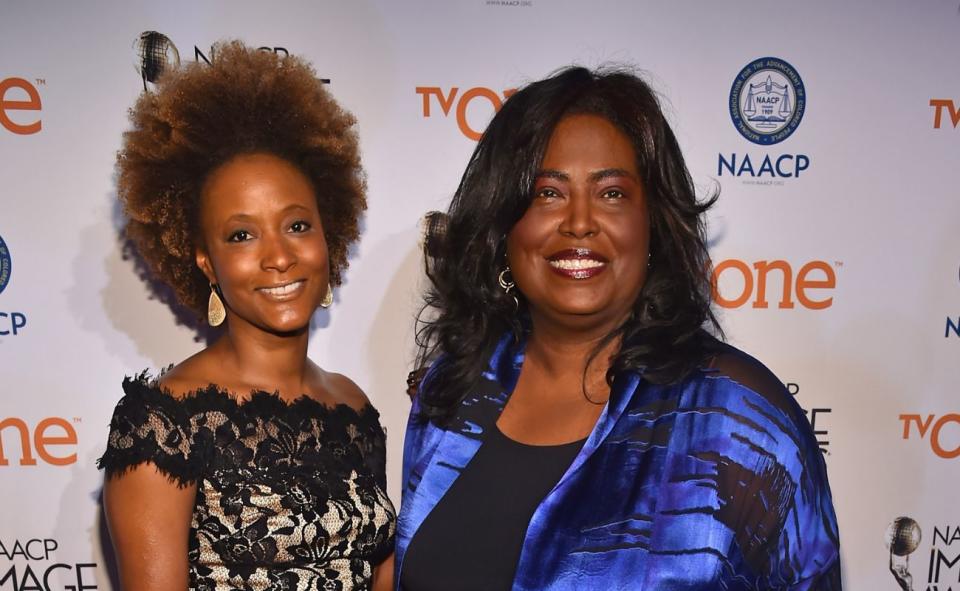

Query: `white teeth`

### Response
(260, 281, 304, 296)
(549, 259, 605, 270)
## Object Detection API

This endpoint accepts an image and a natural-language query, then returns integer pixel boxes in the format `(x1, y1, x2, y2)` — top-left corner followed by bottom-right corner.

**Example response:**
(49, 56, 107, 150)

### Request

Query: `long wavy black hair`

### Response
(415, 66, 721, 424)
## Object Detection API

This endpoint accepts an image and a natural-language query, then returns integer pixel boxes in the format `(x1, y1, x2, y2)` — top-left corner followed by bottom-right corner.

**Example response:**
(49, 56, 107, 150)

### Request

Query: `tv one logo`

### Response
(900, 413, 960, 459)
(0, 77, 43, 135)
(711, 259, 839, 310)
(417, 86, 516, 141)
(0, 417, 79, 467)
(930, 99, 960, 129)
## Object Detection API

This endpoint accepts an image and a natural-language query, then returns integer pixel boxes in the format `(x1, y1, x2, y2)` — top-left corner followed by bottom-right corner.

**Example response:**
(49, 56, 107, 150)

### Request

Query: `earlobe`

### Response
(196, 249, 216, 284)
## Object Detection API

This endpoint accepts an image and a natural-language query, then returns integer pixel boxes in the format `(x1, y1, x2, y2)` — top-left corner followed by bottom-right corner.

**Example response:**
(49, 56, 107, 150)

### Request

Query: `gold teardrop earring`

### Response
(208, 284, 226, 326)
(320, 283, 333, 309)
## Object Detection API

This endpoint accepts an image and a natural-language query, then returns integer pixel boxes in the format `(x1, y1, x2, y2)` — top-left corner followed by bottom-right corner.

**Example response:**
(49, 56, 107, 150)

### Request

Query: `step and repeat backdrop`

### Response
(1, 0, 958, 588)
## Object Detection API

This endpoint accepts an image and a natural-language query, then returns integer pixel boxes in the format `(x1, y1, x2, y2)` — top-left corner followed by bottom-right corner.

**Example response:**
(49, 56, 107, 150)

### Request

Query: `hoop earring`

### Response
(320, 283, 333, 308)
(208, 284, 226, 327)
(498, 267, 518, 310)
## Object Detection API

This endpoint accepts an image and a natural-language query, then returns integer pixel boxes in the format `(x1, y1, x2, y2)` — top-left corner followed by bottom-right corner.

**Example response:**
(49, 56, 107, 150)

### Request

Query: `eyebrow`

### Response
(589, 168, 636, 182)
(535, 168, 637, 183)
(223, 204, 312, 223)
(535, 169, 570, 181)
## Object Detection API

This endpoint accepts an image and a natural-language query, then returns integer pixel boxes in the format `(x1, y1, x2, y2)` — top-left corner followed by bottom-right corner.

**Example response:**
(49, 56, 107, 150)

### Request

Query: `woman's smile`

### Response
(257, 279, 307, 300)
(546, 248, 608, 279)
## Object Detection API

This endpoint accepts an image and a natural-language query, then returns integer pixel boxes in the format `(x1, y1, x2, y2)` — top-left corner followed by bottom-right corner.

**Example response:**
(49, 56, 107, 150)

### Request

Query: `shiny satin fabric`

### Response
(396, 335, 841, 590)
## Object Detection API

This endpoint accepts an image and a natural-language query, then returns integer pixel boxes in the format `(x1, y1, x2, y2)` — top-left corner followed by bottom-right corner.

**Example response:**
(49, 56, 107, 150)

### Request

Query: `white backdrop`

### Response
(2, 1, 959, 589)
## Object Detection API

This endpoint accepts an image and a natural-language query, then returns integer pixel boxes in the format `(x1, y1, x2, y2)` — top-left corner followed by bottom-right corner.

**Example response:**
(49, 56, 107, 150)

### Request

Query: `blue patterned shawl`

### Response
(396, 334, 841, 590)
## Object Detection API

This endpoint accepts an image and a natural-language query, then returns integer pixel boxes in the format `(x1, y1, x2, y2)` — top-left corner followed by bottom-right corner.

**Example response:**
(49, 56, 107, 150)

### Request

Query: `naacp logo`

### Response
(132, 31, 300, 91)
(0, 233, 11, 295)
(729, 57, 806, 145)
(134, 31, 181, 91)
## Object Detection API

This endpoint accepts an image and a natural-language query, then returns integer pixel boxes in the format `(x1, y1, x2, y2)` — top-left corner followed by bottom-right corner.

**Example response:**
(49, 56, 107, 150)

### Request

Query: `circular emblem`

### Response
(0, 233, 11, 296)
(885, 517, 922, 557)
(133, 31, 180, 90)
(729, 57, 805, 145)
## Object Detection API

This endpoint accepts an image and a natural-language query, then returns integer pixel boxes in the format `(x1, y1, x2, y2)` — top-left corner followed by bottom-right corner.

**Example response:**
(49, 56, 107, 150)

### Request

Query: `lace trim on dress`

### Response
(97, 372, 387, 489)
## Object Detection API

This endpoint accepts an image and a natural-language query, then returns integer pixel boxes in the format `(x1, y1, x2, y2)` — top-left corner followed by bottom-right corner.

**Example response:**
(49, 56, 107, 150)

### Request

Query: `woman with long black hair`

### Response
(397, 67, 840, 590)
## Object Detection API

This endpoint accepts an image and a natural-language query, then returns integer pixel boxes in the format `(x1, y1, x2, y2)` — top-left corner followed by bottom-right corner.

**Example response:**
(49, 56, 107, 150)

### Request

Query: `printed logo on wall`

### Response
(134, 31, 181, 91)
(483, 0, 534, 6)
(0, 538, 97, 589)
(710, 258, 840, 310)
(0, 233, 26, 337)
(946, 264, 959, 338)
(785, 382, 831, 456)
(930, 98, 960, 129)
(133, 31, 304, 91)
(416, 86, 516, 141)
(0, 416, 78, 467)
(899, 413, 960, 459)
(730, 57, 805, 145)
(719, 57, 809, 186)
(0, 233, 10, 295)
(0, 77, 43, 135)
(884, 517, 960, 591)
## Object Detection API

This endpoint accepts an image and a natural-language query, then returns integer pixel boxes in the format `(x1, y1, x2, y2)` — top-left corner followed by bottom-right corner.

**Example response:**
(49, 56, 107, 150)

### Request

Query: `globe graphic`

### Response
(886, 516, 922, 556)
(133, 31, 180, 86)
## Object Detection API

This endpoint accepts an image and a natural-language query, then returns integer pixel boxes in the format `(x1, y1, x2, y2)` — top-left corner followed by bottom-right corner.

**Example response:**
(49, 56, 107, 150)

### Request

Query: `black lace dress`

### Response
(98, 374, 397, 591)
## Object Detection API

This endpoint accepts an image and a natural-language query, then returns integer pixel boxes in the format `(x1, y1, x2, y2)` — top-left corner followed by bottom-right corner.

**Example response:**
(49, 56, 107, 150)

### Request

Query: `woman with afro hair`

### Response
(98, 42, 395, 590)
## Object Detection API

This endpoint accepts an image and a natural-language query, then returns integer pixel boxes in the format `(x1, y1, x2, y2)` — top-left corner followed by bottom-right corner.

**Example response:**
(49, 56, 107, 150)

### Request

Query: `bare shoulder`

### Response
(155, 349, 219, 399)
(317, 369, 371, 412)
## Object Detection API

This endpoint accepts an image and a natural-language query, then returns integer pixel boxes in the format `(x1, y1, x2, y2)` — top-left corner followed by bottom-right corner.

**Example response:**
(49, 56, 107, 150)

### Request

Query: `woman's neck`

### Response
(210, 319, 314, 397)
(522, 321, 624, 399)
(523, 310, 627, 381)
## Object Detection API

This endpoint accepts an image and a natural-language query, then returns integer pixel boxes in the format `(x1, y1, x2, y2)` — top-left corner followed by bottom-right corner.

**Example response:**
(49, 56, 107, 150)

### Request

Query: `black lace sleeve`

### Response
(357, 409, 388, 491)
(97, 375, 202, 487)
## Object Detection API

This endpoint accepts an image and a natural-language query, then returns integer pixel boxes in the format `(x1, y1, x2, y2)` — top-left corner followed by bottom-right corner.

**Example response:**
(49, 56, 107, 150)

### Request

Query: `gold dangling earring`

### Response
(320, 283, 333, 308)
(207, 284, 226, 327)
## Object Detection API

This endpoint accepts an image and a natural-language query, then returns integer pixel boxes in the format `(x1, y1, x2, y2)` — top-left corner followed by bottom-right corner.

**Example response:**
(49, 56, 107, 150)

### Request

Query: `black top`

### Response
(97, 375, 396, 590)
(400, 424, 585, 591)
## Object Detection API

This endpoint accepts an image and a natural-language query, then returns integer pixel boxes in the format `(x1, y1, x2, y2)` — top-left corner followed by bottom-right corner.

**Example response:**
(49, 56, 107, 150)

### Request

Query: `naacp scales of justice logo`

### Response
(0, 233, 11, 296)
(729, 57, 806, 145)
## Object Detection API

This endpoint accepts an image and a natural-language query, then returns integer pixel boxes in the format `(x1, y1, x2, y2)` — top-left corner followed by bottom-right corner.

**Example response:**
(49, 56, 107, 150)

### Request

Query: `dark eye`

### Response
(228, 230, 251, 242)
(536, 187, 560, 199)
(290, 220, 311, 233)
(602, 189, 625, 200)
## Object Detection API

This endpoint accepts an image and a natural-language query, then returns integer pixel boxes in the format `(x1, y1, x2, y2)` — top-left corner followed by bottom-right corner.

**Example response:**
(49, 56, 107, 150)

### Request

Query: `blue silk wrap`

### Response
(396, 335, 841, 590)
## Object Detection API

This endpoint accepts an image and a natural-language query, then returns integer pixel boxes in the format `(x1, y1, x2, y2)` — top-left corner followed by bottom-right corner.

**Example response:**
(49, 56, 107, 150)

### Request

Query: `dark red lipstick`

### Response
(546, 248, 609, 280)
